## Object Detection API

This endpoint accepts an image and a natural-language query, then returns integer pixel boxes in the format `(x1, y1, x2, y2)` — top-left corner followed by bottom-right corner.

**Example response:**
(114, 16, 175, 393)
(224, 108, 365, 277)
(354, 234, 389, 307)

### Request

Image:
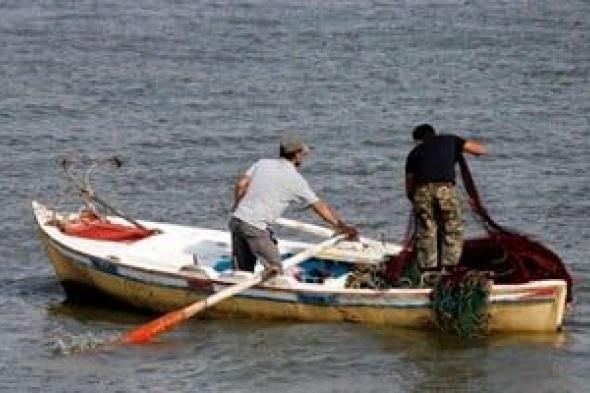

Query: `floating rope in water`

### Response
(430, 269, 491, 338)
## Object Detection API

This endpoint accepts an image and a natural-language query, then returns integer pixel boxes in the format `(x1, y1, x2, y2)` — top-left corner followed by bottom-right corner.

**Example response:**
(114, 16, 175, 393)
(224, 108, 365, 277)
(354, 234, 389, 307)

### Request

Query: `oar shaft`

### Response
(185, 274, 263, 316)
(283, 234, 345, 270)
(275, 217, 334, 237)
(275, 217, 385, 249)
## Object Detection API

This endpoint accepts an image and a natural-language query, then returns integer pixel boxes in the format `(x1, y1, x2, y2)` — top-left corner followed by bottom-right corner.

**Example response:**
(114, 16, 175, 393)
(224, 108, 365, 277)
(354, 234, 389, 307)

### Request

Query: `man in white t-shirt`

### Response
(229, 134, 358, 276)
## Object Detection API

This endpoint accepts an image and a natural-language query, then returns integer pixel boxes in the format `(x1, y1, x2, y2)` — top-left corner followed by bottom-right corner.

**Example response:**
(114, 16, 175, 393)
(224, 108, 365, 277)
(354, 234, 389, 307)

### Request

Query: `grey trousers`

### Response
(229, 217, 282, 272)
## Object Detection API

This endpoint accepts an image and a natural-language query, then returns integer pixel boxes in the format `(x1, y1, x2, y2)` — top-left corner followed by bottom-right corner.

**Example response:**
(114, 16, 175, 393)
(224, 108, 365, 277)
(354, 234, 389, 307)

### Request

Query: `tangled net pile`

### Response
(345, 265, 389, 290)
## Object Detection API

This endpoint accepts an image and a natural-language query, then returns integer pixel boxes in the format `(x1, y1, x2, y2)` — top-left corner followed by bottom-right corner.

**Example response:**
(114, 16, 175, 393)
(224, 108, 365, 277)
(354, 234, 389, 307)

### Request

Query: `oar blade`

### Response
(119, 309, 186, 344)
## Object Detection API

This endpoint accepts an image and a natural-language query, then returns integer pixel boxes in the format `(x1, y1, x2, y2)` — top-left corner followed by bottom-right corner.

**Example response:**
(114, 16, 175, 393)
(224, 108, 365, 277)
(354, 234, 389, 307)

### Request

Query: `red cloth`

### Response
(61, 218, 154, 242)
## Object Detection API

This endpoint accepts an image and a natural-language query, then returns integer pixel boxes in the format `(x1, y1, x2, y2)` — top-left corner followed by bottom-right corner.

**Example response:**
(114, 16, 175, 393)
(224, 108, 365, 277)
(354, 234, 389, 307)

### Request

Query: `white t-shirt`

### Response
(232, 158, 319, 230)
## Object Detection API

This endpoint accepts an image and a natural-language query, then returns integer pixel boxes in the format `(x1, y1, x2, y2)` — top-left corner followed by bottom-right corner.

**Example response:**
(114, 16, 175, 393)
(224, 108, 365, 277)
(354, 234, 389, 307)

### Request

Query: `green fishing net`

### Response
(345, 262, 491, 338)
(430, 270, 491, 338)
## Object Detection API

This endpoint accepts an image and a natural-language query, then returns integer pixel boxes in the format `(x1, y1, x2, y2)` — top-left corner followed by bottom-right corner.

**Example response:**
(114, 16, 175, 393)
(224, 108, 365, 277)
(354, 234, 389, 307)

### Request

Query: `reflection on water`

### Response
(368, 326, 572, 392)
(372, 325, 569, 351)
(48, 300, 154, 325)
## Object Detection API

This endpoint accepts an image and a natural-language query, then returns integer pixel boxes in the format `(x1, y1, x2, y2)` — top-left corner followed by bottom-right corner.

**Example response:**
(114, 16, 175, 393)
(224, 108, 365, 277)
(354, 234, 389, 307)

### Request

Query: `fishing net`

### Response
(430, 268, 491, 338)
(345, 265, 389, 289)
(346, 213, 421, 290)
(456, 155, 573, 303)
(381, 155, 573, 335)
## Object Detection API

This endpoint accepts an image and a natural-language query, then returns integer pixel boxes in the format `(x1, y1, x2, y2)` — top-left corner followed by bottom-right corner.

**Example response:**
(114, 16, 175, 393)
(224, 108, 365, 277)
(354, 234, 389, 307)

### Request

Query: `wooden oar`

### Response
(275, 217, 339, 238)
(275, 217, 399, 251)
(117, 234, 345, 345)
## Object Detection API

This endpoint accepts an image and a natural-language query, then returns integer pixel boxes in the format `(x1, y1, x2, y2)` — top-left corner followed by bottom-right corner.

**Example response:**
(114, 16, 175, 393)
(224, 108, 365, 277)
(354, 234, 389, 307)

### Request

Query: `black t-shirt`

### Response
(405, 134, 466, 184)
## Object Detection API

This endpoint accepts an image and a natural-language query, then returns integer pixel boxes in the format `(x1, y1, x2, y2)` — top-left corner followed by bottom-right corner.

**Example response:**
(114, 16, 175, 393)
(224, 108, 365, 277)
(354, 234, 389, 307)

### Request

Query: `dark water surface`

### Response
(1, 0, 589, 391)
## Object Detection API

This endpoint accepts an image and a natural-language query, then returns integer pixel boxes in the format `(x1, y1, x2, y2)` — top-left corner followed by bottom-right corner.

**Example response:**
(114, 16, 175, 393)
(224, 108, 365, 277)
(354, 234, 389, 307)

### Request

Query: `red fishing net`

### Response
(384, 156, 573, 302)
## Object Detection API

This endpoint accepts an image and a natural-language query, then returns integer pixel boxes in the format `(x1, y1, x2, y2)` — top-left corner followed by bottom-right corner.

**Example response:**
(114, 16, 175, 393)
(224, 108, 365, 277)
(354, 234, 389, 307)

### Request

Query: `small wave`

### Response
(48, 330, 114, 356)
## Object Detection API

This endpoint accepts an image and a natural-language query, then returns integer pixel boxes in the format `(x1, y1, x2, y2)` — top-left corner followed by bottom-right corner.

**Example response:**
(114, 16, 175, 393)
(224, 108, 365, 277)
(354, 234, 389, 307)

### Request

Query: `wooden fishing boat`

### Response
(33, 200, 569, 333)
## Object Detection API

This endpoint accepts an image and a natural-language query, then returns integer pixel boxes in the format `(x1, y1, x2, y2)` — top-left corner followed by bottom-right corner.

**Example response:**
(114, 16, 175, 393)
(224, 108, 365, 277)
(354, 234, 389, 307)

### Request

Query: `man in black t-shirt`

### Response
(405, 124, 487, 280)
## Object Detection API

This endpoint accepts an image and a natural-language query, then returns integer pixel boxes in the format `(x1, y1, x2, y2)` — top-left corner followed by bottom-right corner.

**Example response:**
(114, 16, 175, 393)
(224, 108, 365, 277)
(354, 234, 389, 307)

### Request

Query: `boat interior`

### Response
(34, 201, 378, 289)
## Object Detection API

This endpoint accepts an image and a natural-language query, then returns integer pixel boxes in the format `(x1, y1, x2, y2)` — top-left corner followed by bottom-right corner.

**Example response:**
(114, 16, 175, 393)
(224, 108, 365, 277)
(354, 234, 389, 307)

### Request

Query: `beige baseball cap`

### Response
(280, 134, 310, 154)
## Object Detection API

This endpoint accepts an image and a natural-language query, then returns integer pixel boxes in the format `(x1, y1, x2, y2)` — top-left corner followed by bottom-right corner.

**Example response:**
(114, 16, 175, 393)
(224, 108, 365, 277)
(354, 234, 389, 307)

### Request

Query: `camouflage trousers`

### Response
(413, 183, 463, 271)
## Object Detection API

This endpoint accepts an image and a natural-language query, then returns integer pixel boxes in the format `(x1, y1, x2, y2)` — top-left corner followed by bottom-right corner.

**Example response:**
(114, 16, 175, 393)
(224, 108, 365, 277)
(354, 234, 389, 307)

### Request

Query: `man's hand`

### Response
(310, 200, 359, 241)
(334, 221, 360, 241)
(262, 263, 283, 280)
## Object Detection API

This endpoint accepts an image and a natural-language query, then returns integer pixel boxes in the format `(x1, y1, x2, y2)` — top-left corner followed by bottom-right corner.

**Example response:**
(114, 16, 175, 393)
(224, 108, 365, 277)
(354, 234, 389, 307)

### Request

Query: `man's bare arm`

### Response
(231, 175, 250, 212)
(463, 139, 487, 156)
(310, 200, 341, 227)
(310, 200, 359, 240)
